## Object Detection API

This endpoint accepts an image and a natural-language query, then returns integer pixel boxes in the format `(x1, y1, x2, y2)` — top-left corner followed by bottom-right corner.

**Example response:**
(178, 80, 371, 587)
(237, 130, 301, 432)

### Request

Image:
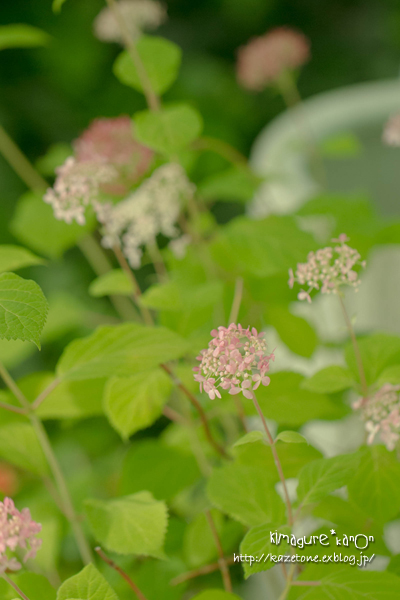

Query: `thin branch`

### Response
(278, 563, 296, 600)
(170, 556, 236, 586)
(32, 377, 61, 411)
(79, 235, 140, 322)
(252, 393, 293, 526)
(1, 573, 31, 600)
(0, 361, 92, 565)
(105, 0, 160, 111)
(337, 294, 368, 398)
(192, 136, 249, 168)
(0, 400, 28, 415)
(160, 363, 228, 458)
(162, 405, 188, 425)
(205, 510, 232, 593)
(113, 245, 154, 326)
(95, 547, 149, 600)
(292, 581, 321, 586)
(0, 124, 47, 191)
(146, 241, 168, 282)
(228, 277, 244, 325)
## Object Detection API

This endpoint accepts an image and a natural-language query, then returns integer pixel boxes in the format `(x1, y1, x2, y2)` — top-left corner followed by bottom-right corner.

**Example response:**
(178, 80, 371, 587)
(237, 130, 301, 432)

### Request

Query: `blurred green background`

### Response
(2, 0, 400, 235)
(1, 0, 400, 374)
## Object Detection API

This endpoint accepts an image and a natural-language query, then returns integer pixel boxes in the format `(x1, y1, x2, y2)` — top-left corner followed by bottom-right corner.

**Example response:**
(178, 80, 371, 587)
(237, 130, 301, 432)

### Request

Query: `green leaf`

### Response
(276, 431, 307, 444)
(0, 573, 56, 600)
(114, 36, 181, 95)
(85, 492, 168, 557)
(56, 323, 189, 381)
(89, 269, 133, 297)
(36, 143, 72, 176)
(52, 0, 68, 13)
(256, 372, 347, 427)
(57, 564, 119, 600)
(198, 167, 261, 203)
(233, 439, 322, 480)
(320, 132, 362, 158)
(0, 273, 48, 348)
(345, 333, 400, 385)
(289, 568, 400, 599)
(0, 245, 44, 273)
(11, 192, 94, 259)
(141, 280, 222, 312)
(17, 372, 105, 420)
(121, 439, 200, 500)
(377, 364, 400, 386)
(183, 510, 223, 568)
(0, 24, 50, 50)
(240, 523, 291, 578)
(191, 591, 241, 600)
(210, 215, 316, 279)
(301, 366, 355, 394)
(104, 369, 172, 439)
(0, 423, 49, 476)
(297, 194, 381, 257)
(312, 496, 388, 556)
(348, 445, 400, 523)
(134, 103, 203, 155)
(266, 305, 318, 358)
(233, 431, 264, 447)
(207, 463, 285, 527)
(297, 452, 361, 508)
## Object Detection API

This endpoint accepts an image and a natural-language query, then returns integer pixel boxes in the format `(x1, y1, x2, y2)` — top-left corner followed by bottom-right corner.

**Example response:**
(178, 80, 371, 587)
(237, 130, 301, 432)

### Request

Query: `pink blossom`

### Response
(74, 116, 153, 195)
(354, 383, 400, 451)
(193, 323, 274, 400)
(236, 27, 310, 91)
(288, 235, 365, 302)
(383, 113, 400, 147)
(0, 498, 42, 573)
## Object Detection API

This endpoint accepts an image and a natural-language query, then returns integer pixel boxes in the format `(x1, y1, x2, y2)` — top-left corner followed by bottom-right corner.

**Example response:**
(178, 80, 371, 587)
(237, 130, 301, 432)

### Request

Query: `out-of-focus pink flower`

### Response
(383, 113, 400, 147)
(74, 116, 153, 194)
(0, 464, 18, 497)
(288, 234, 366, 303)
(354, 383, 400, 451)
(236, 27, 310, 91)
(0, 498, 42, 573)
(193, 323, 274, 400)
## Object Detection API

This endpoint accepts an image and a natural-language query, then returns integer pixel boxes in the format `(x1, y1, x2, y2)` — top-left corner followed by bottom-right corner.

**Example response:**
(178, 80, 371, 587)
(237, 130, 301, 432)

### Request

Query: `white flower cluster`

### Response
(43, 157, 117, 225)
(95, 163, 195, 268)
(94, 0, 167, 44)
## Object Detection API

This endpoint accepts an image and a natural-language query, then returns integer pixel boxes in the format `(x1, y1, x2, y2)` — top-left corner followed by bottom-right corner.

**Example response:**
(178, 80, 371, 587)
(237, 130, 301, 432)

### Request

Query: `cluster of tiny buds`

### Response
(193, 323, 274, 400)
(94, 162, 194, 268)
(353, 384, 400, 451)
(236, 26, 310, 91)
(43, 157, 117, 225)
(0, 498, 42, 573)
(93, 0, 167, 44)
(288, 234, 366, 303)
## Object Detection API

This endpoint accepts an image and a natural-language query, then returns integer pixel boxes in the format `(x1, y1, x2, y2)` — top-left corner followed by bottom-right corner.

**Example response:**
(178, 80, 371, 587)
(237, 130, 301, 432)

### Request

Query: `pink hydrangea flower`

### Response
(0, 498, 42, 573)
(382, 113, 400, 147)
(288, 234, 366, 302)
(353, 384, 400, 451)
(236, 27, 310, 91)
(74, 116, 153, 194)
(193, 323, 274, 400)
